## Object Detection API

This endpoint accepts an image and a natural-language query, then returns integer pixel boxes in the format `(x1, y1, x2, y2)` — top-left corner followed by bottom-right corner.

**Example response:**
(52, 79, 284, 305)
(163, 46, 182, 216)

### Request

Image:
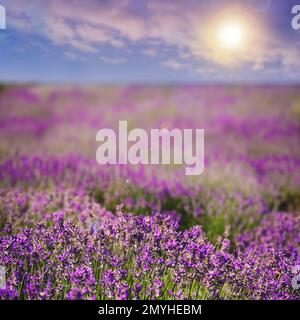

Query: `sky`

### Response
(0, 0, 300, 84)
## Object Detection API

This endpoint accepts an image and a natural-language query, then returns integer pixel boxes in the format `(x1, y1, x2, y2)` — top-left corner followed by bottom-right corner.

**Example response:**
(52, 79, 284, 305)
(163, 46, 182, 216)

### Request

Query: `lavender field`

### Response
(0, 85, 299, 300)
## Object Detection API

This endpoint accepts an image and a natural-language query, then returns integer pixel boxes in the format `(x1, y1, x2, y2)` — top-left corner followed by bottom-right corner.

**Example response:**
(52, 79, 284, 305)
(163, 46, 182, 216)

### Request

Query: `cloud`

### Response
(162, 59, 186, 70)
(6, 0, 132, 52)
(196, 67, 218, 75)
(99, 56, 126, 64)
(64, 51, 77, 60)
(141, 48, 157, 57)
(4, 0, 300, 75)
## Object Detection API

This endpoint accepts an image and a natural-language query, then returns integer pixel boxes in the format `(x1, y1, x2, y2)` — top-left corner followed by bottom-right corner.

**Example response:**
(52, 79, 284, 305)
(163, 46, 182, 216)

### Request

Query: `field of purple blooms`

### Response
(0, 85, 299, 300)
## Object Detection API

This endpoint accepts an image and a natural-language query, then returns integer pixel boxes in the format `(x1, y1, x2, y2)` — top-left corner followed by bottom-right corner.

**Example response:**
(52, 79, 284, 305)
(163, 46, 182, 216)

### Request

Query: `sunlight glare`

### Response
(217, 23, 244, 50)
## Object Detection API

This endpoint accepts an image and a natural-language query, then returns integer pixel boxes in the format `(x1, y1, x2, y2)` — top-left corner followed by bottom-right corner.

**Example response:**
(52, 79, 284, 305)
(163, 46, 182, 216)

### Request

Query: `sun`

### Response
(202, 9, 259, 65)
(217, 22, 244, 50)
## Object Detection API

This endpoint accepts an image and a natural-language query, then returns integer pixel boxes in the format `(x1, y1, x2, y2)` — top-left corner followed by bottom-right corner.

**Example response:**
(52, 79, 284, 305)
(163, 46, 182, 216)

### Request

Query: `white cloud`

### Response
(5, 0, 300, 76)
(162, 59, 185, 70)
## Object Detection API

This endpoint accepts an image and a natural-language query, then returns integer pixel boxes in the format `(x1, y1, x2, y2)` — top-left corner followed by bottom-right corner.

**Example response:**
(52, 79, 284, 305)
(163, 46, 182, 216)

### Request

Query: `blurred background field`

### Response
(0, 85, 299, 299)
(1, 85, 300, 234)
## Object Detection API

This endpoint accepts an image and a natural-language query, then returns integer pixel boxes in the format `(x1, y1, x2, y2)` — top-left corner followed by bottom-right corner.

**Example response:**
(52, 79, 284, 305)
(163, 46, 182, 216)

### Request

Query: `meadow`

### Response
(0, 85, 299, 300)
